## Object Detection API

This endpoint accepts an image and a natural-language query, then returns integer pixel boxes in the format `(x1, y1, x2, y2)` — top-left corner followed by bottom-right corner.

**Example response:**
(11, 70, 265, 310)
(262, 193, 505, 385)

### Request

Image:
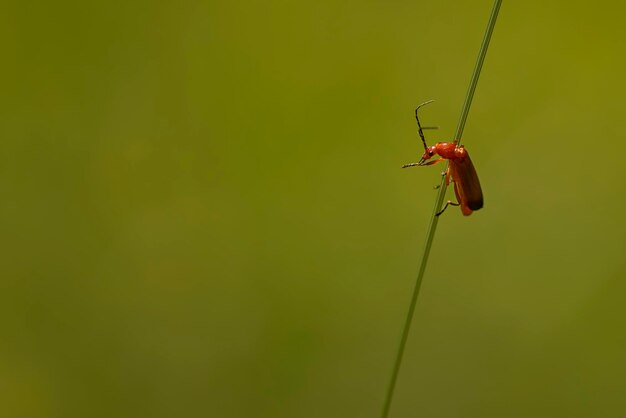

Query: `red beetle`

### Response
(403, 100, 483, 216)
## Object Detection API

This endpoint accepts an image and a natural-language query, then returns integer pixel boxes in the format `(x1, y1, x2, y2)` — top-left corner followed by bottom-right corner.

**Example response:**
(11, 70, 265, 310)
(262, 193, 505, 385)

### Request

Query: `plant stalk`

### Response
(381, 1, 502, 417)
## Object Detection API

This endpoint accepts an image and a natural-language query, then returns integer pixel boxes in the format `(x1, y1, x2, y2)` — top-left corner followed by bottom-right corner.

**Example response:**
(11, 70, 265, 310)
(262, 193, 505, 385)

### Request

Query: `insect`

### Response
(402, 100, 484, 216)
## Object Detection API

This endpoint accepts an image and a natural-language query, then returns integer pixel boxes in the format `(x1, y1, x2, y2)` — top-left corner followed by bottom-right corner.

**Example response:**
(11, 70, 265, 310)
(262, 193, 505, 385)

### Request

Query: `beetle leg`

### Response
(419, 157, 445, 167)
(436, 200, 460, 216)
(402, 157, 444, 168)
(445, 167, 452, 186)
(433, 165, 449, 188)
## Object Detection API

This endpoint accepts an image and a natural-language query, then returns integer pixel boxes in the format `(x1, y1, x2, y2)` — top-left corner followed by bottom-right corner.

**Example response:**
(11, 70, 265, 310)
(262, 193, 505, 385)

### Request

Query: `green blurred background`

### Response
(2, 0, 626, 417)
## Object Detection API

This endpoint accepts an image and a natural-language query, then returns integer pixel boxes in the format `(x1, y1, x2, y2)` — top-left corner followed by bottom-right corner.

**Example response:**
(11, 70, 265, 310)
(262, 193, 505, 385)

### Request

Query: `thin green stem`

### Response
(381, 1, 502, 417)
(455, 0, 503, 145)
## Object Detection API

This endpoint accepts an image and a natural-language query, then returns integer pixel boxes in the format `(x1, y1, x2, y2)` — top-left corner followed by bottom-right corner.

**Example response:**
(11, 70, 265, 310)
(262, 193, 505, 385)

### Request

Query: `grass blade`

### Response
(380, 1, 503, 417)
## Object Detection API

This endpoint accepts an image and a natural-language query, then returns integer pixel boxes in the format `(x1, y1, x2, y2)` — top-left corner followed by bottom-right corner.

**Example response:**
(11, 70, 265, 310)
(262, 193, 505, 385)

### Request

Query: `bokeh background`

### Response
(2, 0, 626, 417)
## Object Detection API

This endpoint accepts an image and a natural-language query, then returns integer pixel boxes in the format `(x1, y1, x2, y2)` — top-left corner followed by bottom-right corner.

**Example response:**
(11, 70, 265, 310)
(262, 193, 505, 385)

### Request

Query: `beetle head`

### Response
(418, 145, 437, 165)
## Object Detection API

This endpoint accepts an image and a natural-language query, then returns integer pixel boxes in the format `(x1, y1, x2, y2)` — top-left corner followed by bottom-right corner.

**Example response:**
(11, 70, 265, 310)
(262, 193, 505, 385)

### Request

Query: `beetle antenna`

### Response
(415, 100, 434, 150)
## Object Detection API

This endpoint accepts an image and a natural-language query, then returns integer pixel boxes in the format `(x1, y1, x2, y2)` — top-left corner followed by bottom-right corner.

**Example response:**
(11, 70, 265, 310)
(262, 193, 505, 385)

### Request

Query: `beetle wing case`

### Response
(449, 149, 483, 213)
